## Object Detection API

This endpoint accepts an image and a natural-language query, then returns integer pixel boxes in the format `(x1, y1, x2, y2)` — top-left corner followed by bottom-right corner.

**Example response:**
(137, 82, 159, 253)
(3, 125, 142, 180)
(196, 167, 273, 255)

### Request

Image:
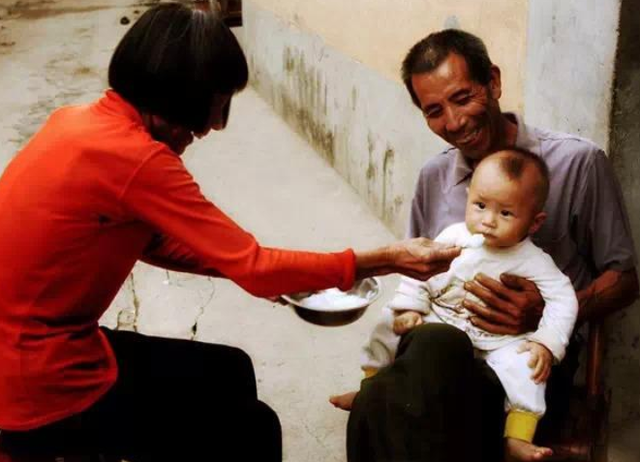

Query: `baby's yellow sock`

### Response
(504, 410, 540, 442)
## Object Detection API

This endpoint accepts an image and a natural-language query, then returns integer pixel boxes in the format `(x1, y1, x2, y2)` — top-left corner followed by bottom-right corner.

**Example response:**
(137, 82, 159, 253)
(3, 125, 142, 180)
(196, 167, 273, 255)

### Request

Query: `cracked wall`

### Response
(246, 0, 527, 113)
(243, 0, 450, 237)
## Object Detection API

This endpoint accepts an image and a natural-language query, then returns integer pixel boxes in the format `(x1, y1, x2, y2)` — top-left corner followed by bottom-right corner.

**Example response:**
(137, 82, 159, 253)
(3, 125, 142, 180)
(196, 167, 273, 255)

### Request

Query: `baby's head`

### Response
(466, 148, 549, 248)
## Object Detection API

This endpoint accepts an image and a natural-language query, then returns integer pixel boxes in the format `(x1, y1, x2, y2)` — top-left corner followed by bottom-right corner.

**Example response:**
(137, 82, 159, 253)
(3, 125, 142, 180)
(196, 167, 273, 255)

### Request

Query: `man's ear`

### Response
(528, 211, 547, 235)
(488, 65, 502, 100)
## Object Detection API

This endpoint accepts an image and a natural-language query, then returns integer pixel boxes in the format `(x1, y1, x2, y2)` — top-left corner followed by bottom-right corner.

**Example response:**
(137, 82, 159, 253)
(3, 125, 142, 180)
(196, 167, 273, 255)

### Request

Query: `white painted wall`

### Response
(249, 0, 528, 113)
(524, 0, 621, 149)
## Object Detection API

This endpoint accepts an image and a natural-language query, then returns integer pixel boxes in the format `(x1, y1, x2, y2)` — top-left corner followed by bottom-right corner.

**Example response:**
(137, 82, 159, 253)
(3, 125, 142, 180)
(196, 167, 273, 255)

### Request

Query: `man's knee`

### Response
(357, 373, 391, 409)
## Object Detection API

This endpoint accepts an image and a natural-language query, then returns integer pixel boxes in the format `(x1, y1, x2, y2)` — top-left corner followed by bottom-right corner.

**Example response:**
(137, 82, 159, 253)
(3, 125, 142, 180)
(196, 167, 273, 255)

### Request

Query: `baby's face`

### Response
(465, 161, 540, 248)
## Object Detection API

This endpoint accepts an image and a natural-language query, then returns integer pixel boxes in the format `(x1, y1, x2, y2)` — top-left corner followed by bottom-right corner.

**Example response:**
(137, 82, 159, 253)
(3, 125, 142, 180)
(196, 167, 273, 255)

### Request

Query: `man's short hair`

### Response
(108, 3, 248, 133)
(401, 29, 493, 108)
(480, 149, 550, 213)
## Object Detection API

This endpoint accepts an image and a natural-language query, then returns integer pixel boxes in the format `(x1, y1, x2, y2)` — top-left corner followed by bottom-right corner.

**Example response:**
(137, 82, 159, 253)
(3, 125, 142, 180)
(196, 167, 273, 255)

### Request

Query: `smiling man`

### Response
(344, 29, 638, 462)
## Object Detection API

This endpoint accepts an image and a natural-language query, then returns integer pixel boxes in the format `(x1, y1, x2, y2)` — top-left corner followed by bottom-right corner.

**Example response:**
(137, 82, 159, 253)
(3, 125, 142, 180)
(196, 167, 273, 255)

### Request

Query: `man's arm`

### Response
(576, 268, 639, 325)
(463, 268, 639, 335)
(572, 149, 639, 323)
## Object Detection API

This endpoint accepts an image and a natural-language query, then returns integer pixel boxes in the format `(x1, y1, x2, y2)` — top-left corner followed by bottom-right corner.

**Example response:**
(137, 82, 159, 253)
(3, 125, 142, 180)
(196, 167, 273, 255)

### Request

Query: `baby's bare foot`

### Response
(329, 391, 358, 411)
(505, 438, 553, 461)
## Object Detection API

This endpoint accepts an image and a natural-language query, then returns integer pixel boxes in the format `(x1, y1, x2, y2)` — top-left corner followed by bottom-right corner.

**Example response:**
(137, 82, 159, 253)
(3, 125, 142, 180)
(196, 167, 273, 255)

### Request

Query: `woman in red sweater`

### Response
(0, 3, 458, 461)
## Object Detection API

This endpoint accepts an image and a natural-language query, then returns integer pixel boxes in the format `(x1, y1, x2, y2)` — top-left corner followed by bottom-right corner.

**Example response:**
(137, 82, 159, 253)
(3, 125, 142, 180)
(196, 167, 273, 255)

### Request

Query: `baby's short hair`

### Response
(480, 149, 550, 212)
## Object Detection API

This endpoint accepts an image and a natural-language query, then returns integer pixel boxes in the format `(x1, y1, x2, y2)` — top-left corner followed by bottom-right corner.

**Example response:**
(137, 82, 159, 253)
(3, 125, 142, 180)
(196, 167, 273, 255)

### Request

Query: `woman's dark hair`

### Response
(108, 3, 248, 133)
(401, 29, 493, 108)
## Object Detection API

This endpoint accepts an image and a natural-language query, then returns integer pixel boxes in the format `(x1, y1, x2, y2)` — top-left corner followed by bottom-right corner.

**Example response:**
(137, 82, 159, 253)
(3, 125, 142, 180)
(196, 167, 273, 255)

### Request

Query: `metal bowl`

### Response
(282, 277, 382, 327)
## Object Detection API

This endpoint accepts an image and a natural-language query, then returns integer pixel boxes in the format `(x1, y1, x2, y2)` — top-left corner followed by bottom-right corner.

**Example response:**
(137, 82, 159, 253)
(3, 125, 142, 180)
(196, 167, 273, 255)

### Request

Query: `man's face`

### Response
(411, 53, 504, 160)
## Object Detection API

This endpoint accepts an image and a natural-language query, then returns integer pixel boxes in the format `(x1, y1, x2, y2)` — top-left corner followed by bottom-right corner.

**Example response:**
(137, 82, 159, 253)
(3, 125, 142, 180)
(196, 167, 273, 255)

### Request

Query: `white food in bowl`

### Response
(298, 288, 369, 311)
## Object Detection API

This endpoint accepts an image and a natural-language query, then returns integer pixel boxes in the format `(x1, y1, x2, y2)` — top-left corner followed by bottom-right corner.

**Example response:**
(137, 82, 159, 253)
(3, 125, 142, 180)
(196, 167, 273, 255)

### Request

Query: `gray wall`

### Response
(242, 0, 448, 238)
(523, 0, 621, 150)
(607, 0, 640, 449)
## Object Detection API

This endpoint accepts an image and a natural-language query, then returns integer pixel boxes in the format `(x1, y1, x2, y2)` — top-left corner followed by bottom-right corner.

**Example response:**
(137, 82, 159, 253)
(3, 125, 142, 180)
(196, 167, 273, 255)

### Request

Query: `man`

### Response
(345, 29, 638, 462)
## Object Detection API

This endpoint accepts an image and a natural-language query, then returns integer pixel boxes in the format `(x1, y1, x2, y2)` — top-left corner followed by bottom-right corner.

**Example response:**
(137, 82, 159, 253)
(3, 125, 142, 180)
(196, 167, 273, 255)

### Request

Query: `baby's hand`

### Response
(518, 341, 553, 384)
(393, 311, 423, 335)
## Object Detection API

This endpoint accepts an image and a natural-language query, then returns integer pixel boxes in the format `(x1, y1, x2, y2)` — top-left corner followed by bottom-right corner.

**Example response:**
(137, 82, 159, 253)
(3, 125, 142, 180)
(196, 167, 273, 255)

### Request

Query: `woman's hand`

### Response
(355, 238, 460, 281)
(462, 273, 544, 335)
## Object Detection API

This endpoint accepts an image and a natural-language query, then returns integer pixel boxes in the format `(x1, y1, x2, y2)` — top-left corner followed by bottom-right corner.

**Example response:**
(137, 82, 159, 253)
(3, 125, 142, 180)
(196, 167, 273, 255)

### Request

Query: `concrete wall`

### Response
(243, 0, 528, 236)
(607, 0, 640, 457)
(243, 1, 435, 237)
(248, 0, 527, 112)
(523, 0, 621, 150)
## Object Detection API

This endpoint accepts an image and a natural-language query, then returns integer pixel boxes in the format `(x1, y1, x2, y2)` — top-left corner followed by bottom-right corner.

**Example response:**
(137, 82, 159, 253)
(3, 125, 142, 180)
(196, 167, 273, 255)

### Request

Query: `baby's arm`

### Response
(523, 253, 579, 363)
(387, 276, 430, 336)
(388, 276, 431, 313)
(387, 224, 468, 311)
(387, 223, 471, 333)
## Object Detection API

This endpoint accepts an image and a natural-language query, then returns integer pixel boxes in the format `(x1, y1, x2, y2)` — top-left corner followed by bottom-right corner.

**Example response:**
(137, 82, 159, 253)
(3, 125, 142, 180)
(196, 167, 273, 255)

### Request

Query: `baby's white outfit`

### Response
(362, 222, 578, 419)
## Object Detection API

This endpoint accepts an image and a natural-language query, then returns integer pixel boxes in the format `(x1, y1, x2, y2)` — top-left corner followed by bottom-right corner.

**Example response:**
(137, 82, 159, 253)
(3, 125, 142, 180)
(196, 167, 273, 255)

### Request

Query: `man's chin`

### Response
(455, 134, 493, 160)
(458, 147, 486, 161)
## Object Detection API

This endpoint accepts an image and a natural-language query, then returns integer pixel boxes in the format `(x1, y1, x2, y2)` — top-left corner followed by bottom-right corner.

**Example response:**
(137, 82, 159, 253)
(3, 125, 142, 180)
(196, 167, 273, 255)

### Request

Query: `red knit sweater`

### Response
(0, 91, 355, 430)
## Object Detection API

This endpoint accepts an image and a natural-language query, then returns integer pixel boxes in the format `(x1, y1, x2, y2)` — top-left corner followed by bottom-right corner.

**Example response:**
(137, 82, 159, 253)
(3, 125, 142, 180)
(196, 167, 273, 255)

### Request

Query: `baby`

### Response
(332, 149, 578, 462)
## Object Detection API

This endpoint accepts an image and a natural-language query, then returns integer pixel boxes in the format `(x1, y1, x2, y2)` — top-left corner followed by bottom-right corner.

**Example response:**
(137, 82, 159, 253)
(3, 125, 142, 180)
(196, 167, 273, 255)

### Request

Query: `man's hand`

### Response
(462, 273, 544, 335)
(393, 311, 423, 335)
(518, 341, 553, 384)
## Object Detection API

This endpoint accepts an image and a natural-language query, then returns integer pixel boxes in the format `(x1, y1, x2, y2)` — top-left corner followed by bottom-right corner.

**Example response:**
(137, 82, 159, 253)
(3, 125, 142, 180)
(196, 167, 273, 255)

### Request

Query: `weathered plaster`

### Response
(247, 0, 527, 113)
(524, 0, 621, 149)
(243, 0, 451, 237)
(606, 0, 640, 451)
